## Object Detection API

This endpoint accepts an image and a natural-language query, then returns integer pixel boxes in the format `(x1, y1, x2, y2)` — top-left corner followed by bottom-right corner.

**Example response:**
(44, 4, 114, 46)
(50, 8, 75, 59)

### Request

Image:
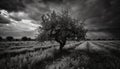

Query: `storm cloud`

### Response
(0, 0, 120, 39)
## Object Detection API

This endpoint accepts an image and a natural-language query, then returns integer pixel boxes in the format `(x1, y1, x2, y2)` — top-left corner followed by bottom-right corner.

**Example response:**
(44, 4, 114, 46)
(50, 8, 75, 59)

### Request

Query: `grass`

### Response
(1, 48, 120, 69)
(0, 41, 120, 69)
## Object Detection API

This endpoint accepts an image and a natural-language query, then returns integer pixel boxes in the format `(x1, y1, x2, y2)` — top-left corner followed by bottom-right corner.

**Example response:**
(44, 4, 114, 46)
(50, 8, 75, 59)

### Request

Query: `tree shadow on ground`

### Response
(31, 47, 120, 69)
(30, 48, 72, 69)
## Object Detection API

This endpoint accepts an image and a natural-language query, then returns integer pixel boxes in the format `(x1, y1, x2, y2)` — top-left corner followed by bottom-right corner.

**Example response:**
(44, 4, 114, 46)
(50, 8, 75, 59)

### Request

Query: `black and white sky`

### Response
(0, 0, 120, 39)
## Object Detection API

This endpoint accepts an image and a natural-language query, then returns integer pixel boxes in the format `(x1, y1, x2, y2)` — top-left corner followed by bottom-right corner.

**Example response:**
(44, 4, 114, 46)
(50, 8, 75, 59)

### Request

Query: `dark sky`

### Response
(0, 0, 120, 39)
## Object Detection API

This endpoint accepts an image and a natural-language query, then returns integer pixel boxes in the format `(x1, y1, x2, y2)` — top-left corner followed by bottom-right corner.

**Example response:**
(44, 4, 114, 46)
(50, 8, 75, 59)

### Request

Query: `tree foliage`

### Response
(21, 36, 31, 41)
(37, 10, 87, 50)
(6, 36, 14, 41)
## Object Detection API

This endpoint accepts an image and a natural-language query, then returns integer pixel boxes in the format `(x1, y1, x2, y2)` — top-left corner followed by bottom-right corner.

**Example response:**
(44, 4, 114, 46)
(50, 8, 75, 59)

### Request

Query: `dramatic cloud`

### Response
(0, 10, 11, 24)
(0, 0, 120, 39)
(0, 9, 40, 38)
(11, 19, 39, 31)
(9, 11, 29, 21)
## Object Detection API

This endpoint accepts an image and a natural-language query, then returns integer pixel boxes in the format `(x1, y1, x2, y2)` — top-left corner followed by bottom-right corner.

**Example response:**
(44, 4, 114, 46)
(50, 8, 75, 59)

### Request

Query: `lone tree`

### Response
(37, 10, 87, 51)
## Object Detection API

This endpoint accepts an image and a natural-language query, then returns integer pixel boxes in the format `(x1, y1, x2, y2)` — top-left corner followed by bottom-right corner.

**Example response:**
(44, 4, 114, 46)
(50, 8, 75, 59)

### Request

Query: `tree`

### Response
(21, 36, 28, 41)
(0, 36, 3, 41)
(6, 36, 14, 41)
(21, 36, 32, 41)
(37, 10, 87, 51)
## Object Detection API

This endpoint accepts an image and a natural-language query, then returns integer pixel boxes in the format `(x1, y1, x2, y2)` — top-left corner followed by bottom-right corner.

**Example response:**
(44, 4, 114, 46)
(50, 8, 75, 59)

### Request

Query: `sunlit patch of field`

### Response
(0, 41, 120, 69)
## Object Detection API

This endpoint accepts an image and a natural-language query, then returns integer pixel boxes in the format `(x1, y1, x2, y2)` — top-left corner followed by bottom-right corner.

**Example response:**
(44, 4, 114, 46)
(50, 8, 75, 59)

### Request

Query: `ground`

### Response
(0, 41, 120, 69)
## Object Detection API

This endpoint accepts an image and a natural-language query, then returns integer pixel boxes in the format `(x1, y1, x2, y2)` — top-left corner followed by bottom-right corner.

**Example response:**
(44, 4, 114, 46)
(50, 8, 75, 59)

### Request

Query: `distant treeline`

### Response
(86, 38, 120, 41)
(0, 36, 120, 41)
(0, 36, 36, 41)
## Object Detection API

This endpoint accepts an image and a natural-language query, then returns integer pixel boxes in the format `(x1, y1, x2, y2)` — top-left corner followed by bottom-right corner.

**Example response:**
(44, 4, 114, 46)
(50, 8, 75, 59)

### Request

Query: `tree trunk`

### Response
(59, 42, 65, 51)
(55, 37, 66, 51)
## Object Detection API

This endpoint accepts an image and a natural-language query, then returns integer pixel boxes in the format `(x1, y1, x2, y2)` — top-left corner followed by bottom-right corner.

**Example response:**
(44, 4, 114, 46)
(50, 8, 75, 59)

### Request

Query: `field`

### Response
(0, 41, 120, 69)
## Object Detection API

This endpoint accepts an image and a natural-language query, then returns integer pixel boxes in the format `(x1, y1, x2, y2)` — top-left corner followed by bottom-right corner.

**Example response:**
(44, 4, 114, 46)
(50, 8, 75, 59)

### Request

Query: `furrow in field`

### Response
(87, 42, 109, 52)
(64, 42, 81, 50)
(0, 44, 59, 59)
(99, 41, 120, 45)
(46, 41, 120, 69)
(113, 41, 120, 44)
(93, 41, 119, 50)
(75, 41, 109, 53)
(92, 41, 120, 58)
(99, 41, 120, 49)
(75, 41, 88, 50)
(0, 42, 81, 59)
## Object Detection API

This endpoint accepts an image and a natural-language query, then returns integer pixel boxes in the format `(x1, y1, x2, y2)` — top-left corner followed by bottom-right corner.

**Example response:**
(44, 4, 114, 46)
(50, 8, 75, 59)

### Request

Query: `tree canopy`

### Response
(37, 10, 87, 50)
(6, 36, 14, 41)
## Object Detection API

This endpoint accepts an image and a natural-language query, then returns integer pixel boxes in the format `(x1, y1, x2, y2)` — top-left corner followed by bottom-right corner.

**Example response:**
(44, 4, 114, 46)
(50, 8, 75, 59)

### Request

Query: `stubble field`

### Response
(0, 41, 120, 69)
